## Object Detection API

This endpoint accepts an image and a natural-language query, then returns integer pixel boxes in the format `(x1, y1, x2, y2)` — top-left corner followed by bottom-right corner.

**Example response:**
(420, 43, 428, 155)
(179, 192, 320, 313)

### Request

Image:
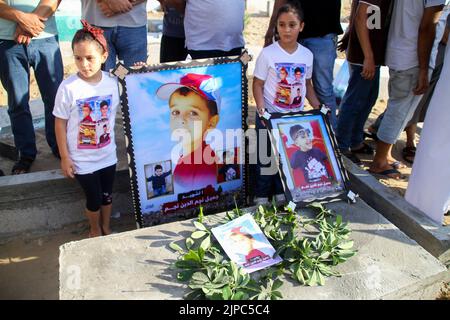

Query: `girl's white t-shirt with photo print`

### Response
(254, 41, 313, 114)
(53, 71, 119, 175)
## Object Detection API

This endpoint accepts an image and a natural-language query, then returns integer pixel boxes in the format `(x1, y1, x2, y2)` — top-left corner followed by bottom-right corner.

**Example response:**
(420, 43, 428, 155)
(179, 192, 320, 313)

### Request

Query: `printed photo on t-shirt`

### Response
(274, 63, 306, 109)
(217, 147, 241, 183)
(76, 95, 112, 149)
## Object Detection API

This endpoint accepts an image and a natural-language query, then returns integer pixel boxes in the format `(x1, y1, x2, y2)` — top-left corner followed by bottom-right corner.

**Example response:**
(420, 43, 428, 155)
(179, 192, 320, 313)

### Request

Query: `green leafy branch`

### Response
(169, 202, 357, 299)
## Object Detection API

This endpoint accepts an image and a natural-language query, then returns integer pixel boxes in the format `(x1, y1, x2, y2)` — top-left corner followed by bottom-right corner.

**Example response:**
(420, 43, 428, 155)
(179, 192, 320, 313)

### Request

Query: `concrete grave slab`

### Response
(59, 200, 448, 300)
(343, 157, 450, 263)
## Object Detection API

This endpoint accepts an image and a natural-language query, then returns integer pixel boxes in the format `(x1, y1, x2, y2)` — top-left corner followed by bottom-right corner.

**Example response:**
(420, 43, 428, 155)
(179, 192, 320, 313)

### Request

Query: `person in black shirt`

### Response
(265, 0, 343, 129)
(147, 164, 172, 197)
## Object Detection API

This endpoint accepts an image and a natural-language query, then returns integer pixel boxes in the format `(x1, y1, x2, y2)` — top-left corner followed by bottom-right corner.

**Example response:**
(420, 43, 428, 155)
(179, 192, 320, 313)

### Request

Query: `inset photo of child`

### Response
(217, 148, 240, 183)
(145, 160, 173, 199)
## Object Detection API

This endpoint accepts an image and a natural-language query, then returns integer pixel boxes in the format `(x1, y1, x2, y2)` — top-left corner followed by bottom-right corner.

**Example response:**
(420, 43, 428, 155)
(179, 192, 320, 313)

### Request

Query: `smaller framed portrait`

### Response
(216, 147, 241, 183)
(263, 110, 350, 205)
(144, 160, 174, 199)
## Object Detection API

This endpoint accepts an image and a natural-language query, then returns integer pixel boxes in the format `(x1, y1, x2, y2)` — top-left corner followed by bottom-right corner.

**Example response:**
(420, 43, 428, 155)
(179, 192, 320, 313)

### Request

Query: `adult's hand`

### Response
(361, 56, 376, 80)
(337, 32, 349, 52)
(14, 25, 32, 45)
(413, 69, 429, 95)
(16, 11, 46, 37)
(97, 0, 132, 17)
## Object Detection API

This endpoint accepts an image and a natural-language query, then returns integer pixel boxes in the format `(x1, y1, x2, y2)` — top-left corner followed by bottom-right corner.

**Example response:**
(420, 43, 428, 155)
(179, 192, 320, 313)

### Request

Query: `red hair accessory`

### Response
(80, 19, 108, 53)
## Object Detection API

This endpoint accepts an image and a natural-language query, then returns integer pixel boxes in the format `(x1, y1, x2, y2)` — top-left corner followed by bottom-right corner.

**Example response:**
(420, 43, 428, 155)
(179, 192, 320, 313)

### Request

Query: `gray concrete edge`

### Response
(381, 269, 450, 300)
(343, 156, 450, 263)
(0, 168, 133, 238)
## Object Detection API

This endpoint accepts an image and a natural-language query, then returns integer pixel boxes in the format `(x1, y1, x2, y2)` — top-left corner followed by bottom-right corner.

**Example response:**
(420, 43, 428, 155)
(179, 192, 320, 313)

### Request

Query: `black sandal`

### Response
(0, 169, 4, 176)
(11, 156, 34, 175)
(402, 146, 416, 164)
(363, 130, 379, 141)
(351, 142, 374, 155)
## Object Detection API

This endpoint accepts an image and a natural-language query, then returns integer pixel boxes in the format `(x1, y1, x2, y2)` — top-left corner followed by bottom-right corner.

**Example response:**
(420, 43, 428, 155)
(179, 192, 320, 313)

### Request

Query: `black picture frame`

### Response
(262, 110, 351, 206)
(113, 53, 250, 227)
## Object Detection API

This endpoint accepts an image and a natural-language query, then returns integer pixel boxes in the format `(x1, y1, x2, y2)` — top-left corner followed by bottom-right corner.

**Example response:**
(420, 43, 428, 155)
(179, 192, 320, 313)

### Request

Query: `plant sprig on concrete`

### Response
(169, 202, 357, 300)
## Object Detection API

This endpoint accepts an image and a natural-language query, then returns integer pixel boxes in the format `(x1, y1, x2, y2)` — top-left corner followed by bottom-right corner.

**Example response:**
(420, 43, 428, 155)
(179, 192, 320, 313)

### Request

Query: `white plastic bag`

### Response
(333, 60, 350, 104)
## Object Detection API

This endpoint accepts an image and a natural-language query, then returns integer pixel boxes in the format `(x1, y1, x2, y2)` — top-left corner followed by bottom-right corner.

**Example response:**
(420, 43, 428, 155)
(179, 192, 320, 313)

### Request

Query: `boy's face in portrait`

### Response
(155, 168, 163, 176)
(295, 71, 301, 81)
(294, 129, 313, 152)
(101, 105, 108, 117)
(229, 233, 253, 255)
(82, 105, 91, 117)
(169, 90, 218, 151)
(280, 69, 287, 80)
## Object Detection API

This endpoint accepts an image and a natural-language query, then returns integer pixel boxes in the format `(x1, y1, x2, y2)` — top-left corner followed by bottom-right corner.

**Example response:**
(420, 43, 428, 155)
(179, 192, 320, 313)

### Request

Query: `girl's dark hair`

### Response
(276, 1, 305, 22)
(274, 2, 305, 41)
(71, 29, 106, 53)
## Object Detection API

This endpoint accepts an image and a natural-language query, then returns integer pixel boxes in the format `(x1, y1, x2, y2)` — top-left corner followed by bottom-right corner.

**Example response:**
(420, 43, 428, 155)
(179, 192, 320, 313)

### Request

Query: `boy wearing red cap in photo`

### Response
(228, 226, 270, 267)
(81, 103, 95, 123)
(157, 73, 221, 192)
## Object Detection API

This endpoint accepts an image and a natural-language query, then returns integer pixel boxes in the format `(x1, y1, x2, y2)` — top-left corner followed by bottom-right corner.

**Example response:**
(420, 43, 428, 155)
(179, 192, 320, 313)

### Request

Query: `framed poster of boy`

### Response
(114, 55, 249, 227)
(263, 111, 350, 206)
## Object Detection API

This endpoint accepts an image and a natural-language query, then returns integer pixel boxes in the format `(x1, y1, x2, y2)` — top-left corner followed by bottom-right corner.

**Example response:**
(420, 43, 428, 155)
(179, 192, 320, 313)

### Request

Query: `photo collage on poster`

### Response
(267, 113, 346, 204)
(76, 95, 112, 149)
(122, 60, 245, 225)
(273, 63, 306, 110)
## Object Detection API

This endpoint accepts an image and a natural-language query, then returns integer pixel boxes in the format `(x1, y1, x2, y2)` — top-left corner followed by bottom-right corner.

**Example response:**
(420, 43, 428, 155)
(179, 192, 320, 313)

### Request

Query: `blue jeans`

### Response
(254, 113, 283, 198)
(300, 33, 338, 129)
(100, 25, 148, 71)
(0, 36, 63, 159)
(154, 185, 167, 197)
(336, 64, 380, 151)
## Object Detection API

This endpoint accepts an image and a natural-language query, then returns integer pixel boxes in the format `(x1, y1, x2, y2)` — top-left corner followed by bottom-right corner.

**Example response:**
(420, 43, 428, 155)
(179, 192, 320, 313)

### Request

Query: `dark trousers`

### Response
(75, 164, 116, 212)
(188, 47, 243, 59)
(336, 64, 380, 151)
(0, 36, 63, 159)
(160, 35, 187, 63)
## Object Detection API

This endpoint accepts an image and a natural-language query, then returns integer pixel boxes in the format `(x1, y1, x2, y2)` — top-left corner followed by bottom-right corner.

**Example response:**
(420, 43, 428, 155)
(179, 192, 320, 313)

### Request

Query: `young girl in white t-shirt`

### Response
(53, 20, 119, 238)
(252, 2, 321, 206)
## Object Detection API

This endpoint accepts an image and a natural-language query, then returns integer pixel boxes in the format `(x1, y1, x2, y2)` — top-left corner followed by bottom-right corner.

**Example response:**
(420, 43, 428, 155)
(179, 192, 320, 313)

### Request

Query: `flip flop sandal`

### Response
(364, 130, 379, 141)
(390, 161, 406, 169)
(11, 156, 34, 175)
(402, 146, 416, 164)
(368, 168, 402, 179)
(351, 142, 374, 155)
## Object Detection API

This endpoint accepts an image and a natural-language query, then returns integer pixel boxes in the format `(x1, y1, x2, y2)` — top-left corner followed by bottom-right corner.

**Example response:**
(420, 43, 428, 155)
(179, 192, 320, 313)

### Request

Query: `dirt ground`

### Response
(0, 5, 448, 300)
